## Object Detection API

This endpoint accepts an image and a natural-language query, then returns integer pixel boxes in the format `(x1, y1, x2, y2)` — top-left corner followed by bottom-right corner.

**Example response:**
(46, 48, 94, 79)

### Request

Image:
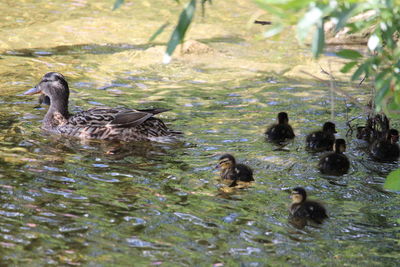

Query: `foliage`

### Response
(256, 0, 400, 115)
(112, 0, 124, 11)
(114, 0, 212, 64)
(384, 169, 400, 191)
(163, 0, 197, 64)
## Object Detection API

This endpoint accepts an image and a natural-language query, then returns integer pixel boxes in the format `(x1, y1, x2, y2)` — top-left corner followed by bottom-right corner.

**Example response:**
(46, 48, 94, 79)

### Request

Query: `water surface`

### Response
(0, 0, 399, 266)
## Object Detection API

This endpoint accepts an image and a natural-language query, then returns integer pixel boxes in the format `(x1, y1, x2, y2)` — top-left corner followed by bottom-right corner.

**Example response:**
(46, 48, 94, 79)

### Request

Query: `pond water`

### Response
(0, 0, 399, 266)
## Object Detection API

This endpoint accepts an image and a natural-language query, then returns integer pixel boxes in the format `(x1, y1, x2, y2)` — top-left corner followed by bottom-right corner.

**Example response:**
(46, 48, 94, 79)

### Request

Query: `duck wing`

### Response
(69, 107, 161, 127)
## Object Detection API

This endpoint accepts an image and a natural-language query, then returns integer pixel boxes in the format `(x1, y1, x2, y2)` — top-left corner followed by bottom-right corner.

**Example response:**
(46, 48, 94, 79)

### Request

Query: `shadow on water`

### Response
(2, 35, 246, 58)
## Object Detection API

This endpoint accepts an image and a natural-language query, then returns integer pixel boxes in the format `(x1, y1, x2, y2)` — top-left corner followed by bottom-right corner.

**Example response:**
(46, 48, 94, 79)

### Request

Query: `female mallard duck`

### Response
(290, 187, 328, 224)
(24, 72, 181, 142)
(216, 154, 254, 187)
(370, 129, 399, 162)
(265, 112, 295, 144)
(306, 122, 337, 152)
(318, 139, 350, 176)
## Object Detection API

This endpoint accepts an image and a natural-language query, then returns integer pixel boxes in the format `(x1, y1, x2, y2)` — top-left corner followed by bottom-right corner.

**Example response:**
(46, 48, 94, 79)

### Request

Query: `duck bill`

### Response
(24, 87, 42, 95)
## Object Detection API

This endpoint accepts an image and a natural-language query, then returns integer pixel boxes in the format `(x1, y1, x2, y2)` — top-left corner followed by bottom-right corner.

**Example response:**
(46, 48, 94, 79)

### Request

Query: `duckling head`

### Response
(277, 112, 289, 124)
(389, 129, 399, 144)
(322, 122, 337, 134)
(333, 139, 346, 153)
(217, 154, 236, 171)
(24, 72, 69, 102)
(291, 187, 307, 204)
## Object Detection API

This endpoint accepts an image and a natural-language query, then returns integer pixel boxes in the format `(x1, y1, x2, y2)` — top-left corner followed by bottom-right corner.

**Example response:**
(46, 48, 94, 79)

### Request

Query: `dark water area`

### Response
(0, 0, 399, 266)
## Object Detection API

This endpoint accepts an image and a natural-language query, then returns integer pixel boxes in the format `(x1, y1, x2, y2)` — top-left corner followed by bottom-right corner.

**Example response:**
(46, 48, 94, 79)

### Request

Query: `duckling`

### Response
(318, 139, 350, 176)
(290, 187, 328, 224)
(306, 122, 337, 152)
(216, 154, 254, 187)
(370, 129, 399, 162)
(24, 72, 181, 142)
(265, 112, 295, 144)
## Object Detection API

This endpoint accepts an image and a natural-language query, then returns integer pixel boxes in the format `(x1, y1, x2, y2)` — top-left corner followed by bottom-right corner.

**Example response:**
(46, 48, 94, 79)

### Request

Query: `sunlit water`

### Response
(0, 0, 399, 266)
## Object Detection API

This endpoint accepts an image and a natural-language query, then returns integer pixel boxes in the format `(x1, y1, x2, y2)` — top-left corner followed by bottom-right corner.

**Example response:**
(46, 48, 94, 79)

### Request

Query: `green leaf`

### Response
(164, 0, 196, 64)
(351, 62, 367, 81)
(149, 23, 170, 42)
(312, 20, 324, 58)
(375, 77, 391, 106)
(384, 169, 400, 191)
(253, 0, 285, 17)
(113, 0, 124, 11)
(336, 49, 363, 60)
(297, 7, 323, 42)
(264, 24, 284, 38)
(340, 61, 357, 73)
(334, 4, 358, 32)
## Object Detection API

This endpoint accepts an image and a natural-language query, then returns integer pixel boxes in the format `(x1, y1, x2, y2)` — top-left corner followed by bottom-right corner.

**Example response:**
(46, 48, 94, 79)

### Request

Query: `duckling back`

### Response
(318, 139, 350, 176)
(306, 131, 335, 152)
(265, 124, 295, 144)
(318, 152, 350, 175)
(290, 201, 328, 224)
(370, 140, 399, 162)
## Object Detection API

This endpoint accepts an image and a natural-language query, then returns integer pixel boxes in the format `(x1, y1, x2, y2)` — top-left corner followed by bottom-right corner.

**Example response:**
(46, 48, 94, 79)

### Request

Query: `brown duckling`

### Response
(290, 187, 328, 224)
(370, 129, 399, 162)
(265, 112, 295, 144)
(318, 139, 350, 176)
(306, 122, 337, 152)
(216, 154, 254, 187)
(24, 72, 181, 142)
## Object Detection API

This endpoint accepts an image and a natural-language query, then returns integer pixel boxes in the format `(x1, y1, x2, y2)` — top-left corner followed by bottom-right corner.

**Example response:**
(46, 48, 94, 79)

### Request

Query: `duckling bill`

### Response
(290, 187, 328, 225)
(265, 112, 295, 144)
(216, 154, 254, 187)
(24, 72, 181, 142)
(318, 139, 350, 176)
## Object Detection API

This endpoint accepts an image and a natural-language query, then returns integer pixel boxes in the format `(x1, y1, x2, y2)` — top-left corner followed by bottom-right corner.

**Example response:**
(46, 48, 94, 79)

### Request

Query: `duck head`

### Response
(24, 72, 70, 120)
(322, 122, 337, 134)
(333, 139, 346, 153)
(24, 72, 69, 101)
(216, 154, 236, 170)
(277, 112, 289, 124)
(291, 187, 306, 204)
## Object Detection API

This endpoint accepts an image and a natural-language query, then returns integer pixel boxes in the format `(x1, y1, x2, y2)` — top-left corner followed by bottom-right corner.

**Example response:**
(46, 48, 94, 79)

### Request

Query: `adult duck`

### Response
(306, 122, 337, 152)
(24, 72, 181, 142)
(265, 112, 295, 144)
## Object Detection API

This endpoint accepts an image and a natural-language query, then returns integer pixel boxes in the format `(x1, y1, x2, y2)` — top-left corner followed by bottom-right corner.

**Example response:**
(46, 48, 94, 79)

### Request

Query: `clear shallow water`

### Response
(1, 1, 399, 266)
